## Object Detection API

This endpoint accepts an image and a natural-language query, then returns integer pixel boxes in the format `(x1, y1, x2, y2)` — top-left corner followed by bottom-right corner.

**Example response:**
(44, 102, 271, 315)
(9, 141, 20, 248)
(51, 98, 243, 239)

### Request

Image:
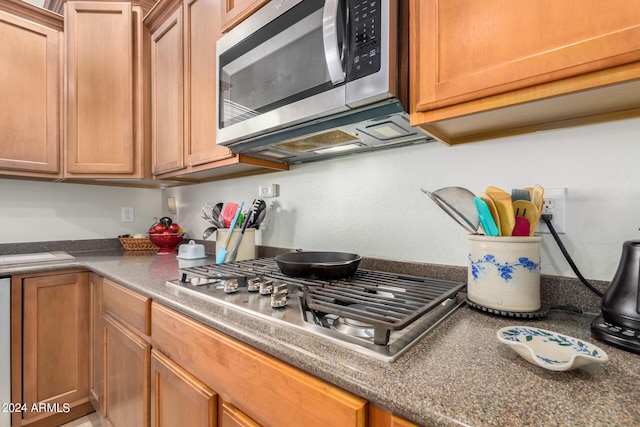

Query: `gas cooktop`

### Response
(166, 258, 466, 362)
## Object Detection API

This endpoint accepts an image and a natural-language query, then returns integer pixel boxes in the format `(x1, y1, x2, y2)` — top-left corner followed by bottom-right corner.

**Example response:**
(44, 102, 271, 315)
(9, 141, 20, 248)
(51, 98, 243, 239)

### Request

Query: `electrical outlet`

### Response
(258, 184, 279, 198)
(536, 188, 566, 234)
(121, 207, 134, 223)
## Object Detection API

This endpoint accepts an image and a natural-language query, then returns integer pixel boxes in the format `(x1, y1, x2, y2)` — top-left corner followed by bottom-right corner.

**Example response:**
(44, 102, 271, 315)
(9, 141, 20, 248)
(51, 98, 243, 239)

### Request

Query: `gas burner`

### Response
(166, 258, 466, 362)
(331, 316, 376, 339)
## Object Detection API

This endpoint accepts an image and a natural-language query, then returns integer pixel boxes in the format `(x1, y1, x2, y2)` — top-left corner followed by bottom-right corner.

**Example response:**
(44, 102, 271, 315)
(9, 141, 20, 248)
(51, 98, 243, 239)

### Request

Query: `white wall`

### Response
(2, 117, 638, 281)
(1, 179, 161, 242)
(166, 117, 640, 281)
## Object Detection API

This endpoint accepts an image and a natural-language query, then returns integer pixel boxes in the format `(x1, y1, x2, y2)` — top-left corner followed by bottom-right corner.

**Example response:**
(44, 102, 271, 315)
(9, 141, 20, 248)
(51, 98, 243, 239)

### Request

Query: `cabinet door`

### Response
(150, 6, 184, 175)
(0, 10, 60, 175)
(412, 0, 640, 112)
(151, 349, 217, 427)
(152, 303, 367, 427)
(89, 273, 104, 414)
(103, 314, 151, 427)
(65, 1, 137, 175)
(221, 403, 261, 427)
(185, 0, 233, 166)
(21, 272, 90, 421)
(220, 0, 269, 33)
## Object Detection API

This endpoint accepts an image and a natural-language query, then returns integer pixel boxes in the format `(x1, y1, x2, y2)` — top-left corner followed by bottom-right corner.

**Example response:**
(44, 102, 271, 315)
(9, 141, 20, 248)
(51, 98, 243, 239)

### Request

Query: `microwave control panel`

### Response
(349, 0, 381, 81)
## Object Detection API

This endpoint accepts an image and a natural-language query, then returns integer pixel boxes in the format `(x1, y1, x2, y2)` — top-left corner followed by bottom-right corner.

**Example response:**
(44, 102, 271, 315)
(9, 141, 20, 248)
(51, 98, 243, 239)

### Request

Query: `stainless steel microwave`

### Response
(216, 0, 433, 163)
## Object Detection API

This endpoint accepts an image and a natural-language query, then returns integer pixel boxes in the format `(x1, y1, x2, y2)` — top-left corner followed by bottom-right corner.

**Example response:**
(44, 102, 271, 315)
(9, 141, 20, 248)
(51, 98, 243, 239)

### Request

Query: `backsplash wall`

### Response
(1, 117, 638, 281)
(166, 117, 640, 282)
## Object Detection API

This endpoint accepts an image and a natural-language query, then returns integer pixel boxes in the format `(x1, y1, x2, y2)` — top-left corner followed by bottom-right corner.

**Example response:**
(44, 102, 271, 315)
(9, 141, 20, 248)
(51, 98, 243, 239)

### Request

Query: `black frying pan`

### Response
(274, 252, 362, 280)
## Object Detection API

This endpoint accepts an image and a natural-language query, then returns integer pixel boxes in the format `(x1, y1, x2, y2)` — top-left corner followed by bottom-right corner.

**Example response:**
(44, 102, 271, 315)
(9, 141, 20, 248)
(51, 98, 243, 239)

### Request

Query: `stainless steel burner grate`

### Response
(176, 258, 465, 346)
(304, 270, 464, 344)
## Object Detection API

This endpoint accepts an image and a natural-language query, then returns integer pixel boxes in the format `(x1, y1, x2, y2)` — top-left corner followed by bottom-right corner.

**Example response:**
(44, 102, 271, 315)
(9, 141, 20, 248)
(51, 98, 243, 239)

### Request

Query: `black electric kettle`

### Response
(591, 240, 640, 353)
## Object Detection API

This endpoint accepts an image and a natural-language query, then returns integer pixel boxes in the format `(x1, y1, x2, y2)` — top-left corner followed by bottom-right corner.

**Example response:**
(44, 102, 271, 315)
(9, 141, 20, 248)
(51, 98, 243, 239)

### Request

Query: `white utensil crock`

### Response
(216, 229, 256, 261)
(467, 235, 542, 312)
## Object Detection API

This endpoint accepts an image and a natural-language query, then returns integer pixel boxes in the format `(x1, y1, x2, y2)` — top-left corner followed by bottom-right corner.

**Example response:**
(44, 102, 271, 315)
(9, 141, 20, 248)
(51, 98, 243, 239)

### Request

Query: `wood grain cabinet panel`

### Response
(413, 0, 640, 110)
(103, 314, 151, 427)
(151, 349, 217, 427)
(185, 0, 234, 166)
(220, 402, 261, 427)
(410, 0, 640, 144)
(151, 302, 366, 427)
(149, 5, 185, 175)
(102, 278, 151, 337)
(65, 0, 151, 178)
(89, 273, 104, 414)
(0, 7, 61, 176)
(219, 0, 269, 33)
(11, 270, 94, 427)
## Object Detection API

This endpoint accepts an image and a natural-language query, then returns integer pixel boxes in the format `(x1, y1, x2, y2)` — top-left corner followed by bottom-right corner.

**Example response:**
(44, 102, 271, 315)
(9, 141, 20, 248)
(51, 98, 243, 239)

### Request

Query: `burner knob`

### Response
(247, 278, 262, 293)
(259, 280, 274, 296)
(271, 283, 288, 309)
(224, 279, 239, 294)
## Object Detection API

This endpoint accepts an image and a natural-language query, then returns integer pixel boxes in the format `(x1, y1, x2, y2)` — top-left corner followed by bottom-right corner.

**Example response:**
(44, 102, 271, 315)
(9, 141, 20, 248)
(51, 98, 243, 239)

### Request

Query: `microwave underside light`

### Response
(273, 129, 360, 153)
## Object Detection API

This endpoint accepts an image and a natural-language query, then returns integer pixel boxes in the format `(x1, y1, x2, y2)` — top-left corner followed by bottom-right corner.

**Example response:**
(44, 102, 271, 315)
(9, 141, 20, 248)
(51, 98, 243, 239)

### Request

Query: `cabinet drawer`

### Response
(102, 279, 151, 336)
(151, 303, 366, 427)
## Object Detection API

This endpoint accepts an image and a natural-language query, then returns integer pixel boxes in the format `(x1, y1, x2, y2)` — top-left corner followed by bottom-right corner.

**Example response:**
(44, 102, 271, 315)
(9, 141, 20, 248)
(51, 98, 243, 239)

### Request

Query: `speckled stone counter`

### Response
(2, 248, 639, 427)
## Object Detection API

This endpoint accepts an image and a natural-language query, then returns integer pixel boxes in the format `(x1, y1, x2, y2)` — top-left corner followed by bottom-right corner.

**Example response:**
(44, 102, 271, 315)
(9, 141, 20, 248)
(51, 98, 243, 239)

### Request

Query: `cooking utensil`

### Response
(216, 202, 244, 264)
(222, 202, 239, 228)
(211, 202, 224, 226)
(532, 184, 544, 214)
(511, 188, 531, 202)
(421, 187, 479, 234)
(513, 200, 540, 236)
(479, 192, 501, 236)
(202, 226, 216, 240)
(248, 199, 267, 229)
(511, 216, 531, 236)
(474, 197, 499, 236)
(226, 200, 260, 262)
(487, 190, 515, 236)
(274, 251, 362, 279)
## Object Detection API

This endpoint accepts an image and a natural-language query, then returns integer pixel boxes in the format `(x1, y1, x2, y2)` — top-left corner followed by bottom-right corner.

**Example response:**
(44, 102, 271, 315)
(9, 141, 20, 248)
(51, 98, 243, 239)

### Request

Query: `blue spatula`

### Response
(474, 196, 499, 237)
(216, 201, 244, 263)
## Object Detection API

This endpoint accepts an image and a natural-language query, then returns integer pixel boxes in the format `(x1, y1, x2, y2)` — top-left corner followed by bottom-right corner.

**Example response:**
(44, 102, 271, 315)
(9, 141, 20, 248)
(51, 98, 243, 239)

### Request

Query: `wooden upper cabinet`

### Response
(65, 0, 151, 177)
(0, 4, 62, 177)
(185, 0, 233, 166)
(149, 4, 185, 175)
(220, 0, 269, 33)
(146, 0, 235, 177)
(411, 0, 640, 144)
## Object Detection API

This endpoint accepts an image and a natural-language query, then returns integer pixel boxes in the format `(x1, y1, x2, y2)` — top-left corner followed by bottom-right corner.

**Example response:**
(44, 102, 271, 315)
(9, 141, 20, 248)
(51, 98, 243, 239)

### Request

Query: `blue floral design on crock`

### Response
(500, 327, 602, 365)
(468, 254, 539, 282)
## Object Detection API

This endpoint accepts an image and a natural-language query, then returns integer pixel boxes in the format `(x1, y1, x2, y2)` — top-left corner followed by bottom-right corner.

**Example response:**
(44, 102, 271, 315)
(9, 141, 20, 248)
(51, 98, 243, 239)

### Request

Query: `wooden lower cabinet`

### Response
(151, 349, 217, 427)
(220, 402, 261, 427)
(151, 302, 367, 427)
(103, 314, 151, 427)
(88, 273, 104, 414)
(10, 270, 94, 427)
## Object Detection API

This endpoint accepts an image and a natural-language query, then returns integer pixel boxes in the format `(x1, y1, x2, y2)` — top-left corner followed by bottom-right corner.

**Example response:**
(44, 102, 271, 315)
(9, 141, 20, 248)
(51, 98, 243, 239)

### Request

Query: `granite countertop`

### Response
(2, 249, 639, 427)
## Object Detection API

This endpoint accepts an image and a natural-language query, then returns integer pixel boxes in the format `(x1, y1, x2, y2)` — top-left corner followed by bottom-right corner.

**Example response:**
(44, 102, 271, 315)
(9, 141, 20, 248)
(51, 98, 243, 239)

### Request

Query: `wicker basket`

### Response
(119, 236, 156, 251)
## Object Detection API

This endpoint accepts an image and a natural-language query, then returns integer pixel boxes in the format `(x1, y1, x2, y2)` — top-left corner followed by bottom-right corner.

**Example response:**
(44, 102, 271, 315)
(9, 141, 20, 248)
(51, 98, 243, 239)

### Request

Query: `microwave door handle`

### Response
(322, 0, 345, 85)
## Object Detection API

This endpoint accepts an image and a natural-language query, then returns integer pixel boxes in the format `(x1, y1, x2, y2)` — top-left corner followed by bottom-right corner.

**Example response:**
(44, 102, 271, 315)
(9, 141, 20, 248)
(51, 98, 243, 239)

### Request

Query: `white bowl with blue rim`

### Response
(497, 326, 609, 371)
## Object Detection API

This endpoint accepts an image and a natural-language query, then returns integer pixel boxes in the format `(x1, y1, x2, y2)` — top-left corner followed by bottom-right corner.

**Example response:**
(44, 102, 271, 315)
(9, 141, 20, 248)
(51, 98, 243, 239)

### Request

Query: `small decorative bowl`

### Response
(148, 233, 185, 254)
(497, 326, 609, 371)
